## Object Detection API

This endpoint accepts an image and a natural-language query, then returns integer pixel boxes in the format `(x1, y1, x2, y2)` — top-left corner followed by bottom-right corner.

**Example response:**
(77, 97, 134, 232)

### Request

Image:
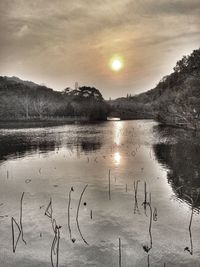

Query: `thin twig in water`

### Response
(11, 192, 27, 252)
(67, 187, 74, 242)
(108, 170, 111, 200)
(142, 182, 148, 216)
(133, 180, 140, 214)
(51, 224, 61, 267)
(119, 237, 122, 267)
(153, 208, 158, 221)
(148, 202, 153, 250)
(143, 201, 153, 253)
(44, 198, 62, 267)
(20, 192, 26, 245)
(144, 182, 147, 203)
(76, 184, 89, 245)
(184, 194, 195, 255)
(11, 217, 21, 253)
(45, 198, 53, 219)
(149, 192, 151, 206)
(45, 198, 57, 235)
(56, 226, 61, 267)
(133, 180, 139, 200)
(147, 254, 150, 267)
(90, 210, 93, 220)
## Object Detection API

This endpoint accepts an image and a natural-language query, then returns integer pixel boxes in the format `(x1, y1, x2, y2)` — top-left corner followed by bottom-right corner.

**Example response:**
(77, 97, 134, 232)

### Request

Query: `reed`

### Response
(67, 187, 74, 242)
(20, 192, 26, 245)
(11, 192, 26, 252)
(142, 182, 148, 216)
(143, 201, 153, 253)
(76, 184, 89, 245)
(11, 217, 21, 253)
(184, 194, 194, 255)
(108, 170, 111, 200)
(90, 209, 93, 220)
(133, 180, 140, 214)
(119, 238, 122, 267)
(51, 224, 61, 267)
(147, 254, 150, 267)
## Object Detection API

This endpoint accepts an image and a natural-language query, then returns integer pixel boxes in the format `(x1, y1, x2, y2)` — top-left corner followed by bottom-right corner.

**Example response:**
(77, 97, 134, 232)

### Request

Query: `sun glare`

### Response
(114, 151, 121, 165)
(110, 57, 123, 72)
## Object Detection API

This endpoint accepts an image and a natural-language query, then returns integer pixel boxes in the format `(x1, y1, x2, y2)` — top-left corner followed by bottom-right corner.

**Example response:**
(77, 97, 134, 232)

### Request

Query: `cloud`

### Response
(15, 24, 29, 38)
(0, 0, 199, 98)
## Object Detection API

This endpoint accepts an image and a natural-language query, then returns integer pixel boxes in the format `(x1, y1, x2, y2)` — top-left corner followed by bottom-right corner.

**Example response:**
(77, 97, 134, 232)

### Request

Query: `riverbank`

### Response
(1, 118, 199, 131)
(0, 117, 94, 129)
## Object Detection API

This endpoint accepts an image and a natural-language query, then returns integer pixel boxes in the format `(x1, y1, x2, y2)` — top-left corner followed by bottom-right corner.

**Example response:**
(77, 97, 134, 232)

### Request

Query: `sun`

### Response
(112, 59, 122, 71)
(110, 57, 124, 72)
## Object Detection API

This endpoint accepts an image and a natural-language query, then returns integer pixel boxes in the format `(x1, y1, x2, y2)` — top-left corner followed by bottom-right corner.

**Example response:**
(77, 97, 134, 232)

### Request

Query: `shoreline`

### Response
(0, 117, 109, 129)
(0, 118, 199, 132)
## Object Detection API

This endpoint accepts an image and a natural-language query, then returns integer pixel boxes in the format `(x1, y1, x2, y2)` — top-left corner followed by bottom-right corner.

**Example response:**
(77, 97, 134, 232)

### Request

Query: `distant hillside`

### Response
(2, 76, 38, 88)
(110, 48, 200, 129)
(0, 77, 109, 122)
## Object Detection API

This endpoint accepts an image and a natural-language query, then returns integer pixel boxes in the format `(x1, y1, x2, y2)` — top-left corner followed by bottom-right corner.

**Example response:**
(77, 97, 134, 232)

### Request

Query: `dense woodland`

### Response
(0, 77, 109, 121)
(110, 48, 200, 130)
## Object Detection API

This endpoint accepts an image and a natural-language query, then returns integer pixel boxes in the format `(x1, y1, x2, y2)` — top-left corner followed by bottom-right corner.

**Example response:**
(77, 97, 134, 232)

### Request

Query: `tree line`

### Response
(0, 78, 110, 121)
(109, 48, 200, 129)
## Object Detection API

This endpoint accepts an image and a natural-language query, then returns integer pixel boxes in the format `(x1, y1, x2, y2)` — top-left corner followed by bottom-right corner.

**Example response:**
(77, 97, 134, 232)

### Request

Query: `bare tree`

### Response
(33, 96, 50, 118)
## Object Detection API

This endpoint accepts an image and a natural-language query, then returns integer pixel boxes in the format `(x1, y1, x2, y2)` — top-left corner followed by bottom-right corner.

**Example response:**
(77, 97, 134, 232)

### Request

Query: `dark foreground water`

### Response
(0, 120, 199, 267)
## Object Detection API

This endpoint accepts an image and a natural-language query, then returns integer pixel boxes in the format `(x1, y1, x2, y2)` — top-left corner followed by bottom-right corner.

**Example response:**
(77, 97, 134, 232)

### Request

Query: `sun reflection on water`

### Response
(114, 121, 124, 146)
(114, 151, 121, 165)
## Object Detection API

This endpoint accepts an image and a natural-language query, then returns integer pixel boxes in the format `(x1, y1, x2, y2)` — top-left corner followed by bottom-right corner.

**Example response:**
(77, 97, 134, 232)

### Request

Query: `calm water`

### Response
(0, 120, 200, 267)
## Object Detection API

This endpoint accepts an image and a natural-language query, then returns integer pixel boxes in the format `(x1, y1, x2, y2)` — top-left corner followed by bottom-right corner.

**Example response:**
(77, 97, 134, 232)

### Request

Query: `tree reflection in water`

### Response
(153, 125, 200, 209)
(0, 128, 103, 163)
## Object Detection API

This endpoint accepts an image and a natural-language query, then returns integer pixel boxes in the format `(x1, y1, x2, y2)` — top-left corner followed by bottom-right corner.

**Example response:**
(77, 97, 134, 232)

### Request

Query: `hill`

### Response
(109, 48, 200, 129)
(0, 77, 109, 122)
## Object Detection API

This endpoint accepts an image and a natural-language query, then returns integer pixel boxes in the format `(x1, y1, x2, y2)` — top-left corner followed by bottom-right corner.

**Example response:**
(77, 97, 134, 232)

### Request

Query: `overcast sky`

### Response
(0, 0, 199, 99)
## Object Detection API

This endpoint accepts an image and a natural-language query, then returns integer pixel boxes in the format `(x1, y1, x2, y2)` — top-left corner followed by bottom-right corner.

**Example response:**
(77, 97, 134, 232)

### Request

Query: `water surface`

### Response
(0, 120, 200, 267)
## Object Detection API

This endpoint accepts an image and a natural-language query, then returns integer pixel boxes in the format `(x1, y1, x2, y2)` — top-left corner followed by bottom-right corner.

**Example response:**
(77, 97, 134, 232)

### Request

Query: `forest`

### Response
(110, 48, 200, 130)
(0, 77, 109, 122)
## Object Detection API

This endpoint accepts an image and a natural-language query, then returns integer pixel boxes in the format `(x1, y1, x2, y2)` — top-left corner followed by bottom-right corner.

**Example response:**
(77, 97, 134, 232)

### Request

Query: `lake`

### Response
(0, 120, 200, 267)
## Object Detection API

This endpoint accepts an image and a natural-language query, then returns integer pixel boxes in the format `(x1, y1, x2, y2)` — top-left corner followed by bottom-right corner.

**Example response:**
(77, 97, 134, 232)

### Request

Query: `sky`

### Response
(0, 0, 200, 99)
